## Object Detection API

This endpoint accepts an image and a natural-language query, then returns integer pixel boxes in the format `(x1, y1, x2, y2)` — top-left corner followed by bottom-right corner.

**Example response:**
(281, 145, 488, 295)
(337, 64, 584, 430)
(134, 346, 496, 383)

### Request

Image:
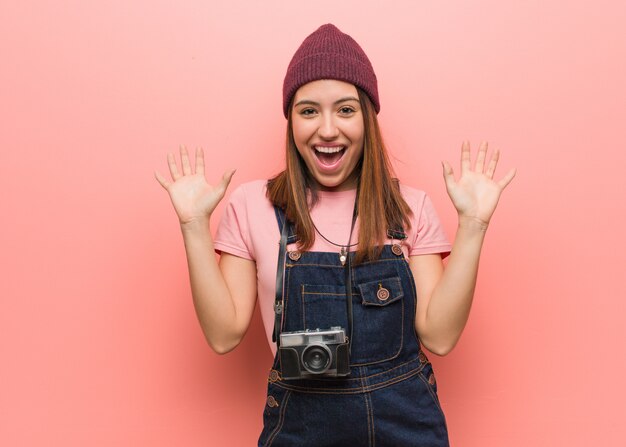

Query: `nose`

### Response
(317, 114, 340, 140)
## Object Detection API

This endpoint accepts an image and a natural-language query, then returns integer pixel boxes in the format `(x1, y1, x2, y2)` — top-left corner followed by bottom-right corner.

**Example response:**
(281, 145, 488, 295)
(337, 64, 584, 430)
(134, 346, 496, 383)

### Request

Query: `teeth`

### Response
(314, 146, 344, 154)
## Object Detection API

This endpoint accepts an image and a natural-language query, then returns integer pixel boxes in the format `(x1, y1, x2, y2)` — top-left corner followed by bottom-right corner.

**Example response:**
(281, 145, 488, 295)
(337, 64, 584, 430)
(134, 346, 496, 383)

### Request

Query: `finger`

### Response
(195, 147, 205, 176)
(154, 170, 170, 189)
(460, 141, 471, 174)
(497, 168, 517, 189)
(217, 168, 237, 196)
(475, 141, 488, 173)
(167, 152, 181, 181)
(485, 148, 500, 179)
(441, 161, 456, 190)
(180, 145, 193, 175)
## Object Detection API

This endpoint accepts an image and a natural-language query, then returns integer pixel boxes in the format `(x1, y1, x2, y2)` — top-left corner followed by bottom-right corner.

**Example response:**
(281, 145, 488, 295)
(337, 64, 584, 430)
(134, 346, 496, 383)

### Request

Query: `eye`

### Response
(339, 106, 356, 115)
(299, 108, 317, 116)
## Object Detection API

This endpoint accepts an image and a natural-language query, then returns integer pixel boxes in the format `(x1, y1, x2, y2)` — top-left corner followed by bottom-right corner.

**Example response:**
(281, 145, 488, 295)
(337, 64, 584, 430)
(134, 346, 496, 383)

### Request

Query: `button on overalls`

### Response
(258, 208, 449, 447)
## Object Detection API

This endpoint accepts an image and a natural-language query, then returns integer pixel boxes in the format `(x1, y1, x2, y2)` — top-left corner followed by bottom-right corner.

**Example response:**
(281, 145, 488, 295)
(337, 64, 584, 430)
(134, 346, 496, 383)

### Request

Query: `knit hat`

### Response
(282, 24, 380, 118)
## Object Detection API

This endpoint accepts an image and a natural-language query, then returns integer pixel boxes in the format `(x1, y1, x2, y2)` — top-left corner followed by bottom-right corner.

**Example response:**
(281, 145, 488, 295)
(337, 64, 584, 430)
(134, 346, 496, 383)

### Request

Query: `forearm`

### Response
(179, 218, 240, 353)
(423, 217, 487, 354)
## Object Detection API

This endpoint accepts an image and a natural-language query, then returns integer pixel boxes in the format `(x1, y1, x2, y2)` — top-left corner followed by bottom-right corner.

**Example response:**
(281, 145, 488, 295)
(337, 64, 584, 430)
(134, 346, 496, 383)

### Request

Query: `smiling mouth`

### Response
(314, 145, 346, 166)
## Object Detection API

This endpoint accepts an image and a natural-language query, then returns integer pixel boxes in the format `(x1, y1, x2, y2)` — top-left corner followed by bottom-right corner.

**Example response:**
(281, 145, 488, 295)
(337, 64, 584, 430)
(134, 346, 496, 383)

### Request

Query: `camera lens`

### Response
(301, 344, 331, 374)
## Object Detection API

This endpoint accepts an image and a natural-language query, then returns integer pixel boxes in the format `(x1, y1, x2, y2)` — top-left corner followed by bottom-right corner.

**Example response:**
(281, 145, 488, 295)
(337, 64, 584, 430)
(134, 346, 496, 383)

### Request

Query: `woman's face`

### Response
(291, 79, 365, 191)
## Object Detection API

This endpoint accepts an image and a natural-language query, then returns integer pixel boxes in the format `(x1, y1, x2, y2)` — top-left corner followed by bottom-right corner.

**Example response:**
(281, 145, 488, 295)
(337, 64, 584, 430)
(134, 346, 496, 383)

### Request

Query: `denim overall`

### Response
(258, 208, 449, 447)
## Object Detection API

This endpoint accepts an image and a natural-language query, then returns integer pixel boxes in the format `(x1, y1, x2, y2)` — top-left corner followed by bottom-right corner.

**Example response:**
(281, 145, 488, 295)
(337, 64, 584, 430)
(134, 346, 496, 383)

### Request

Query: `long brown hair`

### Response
(266, 87, 412, 263)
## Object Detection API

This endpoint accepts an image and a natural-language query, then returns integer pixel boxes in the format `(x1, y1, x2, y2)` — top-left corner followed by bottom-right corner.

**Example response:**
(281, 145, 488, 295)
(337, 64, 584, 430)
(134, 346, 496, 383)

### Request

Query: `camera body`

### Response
(279, 327, 350, 380)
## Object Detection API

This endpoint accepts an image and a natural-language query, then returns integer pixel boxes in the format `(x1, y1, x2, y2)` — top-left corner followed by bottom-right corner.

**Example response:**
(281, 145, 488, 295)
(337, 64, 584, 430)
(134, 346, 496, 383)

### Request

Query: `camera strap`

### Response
(273, 212, 290, 349)
(344, 201, 358, 356)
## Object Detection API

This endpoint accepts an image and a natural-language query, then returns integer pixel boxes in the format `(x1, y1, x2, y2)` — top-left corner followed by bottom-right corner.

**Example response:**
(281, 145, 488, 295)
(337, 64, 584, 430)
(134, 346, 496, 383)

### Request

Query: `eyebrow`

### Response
(294, 96, 359, 107)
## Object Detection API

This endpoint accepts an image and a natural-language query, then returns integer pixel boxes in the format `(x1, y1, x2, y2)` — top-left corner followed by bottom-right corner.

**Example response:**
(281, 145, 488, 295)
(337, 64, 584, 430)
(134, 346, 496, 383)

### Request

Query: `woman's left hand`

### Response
(442, 141, 516, 228)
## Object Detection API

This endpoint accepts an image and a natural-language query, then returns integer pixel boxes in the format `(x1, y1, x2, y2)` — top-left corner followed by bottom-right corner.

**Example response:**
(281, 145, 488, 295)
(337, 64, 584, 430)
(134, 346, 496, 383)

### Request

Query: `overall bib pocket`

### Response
(354, 276, 404, 364)
(300, 284, 350, 332)
(300, 276, 404, 366)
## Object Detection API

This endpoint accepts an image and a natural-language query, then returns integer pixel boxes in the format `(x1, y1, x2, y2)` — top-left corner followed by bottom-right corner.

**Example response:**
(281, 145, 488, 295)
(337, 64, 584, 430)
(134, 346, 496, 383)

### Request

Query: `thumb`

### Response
(217, 168, 236, 195)
(441, 161, 456, 190)
(154, 170, 170, 190)
(498, 167, 517, 190)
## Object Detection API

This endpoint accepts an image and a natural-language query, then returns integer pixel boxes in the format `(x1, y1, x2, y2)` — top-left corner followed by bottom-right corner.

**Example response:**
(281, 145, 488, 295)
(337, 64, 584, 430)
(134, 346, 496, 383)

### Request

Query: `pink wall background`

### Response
(2, 1, 625, 445)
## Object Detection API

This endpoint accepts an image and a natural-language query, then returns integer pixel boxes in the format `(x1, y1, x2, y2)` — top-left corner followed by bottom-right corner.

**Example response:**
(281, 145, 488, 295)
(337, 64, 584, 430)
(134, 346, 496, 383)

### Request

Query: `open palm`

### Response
(155, 146, 235, 224)
(442, 141, 516, 226)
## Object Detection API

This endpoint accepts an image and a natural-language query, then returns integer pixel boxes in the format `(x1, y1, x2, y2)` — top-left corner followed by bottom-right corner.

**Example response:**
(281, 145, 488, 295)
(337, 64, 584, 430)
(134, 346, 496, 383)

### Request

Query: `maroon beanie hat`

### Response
(282, 24, 380, 118)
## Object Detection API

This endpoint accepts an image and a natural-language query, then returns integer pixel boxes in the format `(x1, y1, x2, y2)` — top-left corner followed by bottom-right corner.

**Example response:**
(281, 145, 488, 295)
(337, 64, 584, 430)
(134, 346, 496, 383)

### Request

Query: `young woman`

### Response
(156, 24, 515, 447)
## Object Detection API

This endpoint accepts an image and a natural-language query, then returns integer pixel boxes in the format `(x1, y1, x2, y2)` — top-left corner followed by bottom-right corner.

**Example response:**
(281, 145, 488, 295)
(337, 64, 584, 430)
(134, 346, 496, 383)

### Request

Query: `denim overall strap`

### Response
(273, 206, 299, 245)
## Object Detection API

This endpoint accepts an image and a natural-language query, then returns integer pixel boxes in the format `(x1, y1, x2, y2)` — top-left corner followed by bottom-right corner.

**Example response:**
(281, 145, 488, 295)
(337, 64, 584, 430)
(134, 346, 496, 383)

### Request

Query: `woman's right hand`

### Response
(155, 146, 235, 225)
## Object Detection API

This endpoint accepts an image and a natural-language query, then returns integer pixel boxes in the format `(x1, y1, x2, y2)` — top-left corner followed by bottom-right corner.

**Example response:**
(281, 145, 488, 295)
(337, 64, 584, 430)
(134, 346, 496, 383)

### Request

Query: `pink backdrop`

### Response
(2, 1, 625, 445)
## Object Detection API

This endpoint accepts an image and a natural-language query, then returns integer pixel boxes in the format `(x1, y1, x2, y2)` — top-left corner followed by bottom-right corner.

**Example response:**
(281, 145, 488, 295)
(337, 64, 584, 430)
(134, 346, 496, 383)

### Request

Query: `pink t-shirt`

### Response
(213, 180, 452, 356)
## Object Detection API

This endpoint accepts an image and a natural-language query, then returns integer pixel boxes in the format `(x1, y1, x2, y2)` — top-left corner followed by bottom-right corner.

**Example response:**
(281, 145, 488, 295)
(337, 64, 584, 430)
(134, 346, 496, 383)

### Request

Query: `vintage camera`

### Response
(279, 327, 351, 380)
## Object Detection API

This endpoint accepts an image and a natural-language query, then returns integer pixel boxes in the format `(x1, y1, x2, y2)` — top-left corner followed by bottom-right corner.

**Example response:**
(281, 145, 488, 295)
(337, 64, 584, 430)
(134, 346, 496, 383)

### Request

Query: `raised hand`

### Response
(442, 141, 516, 227)
(155, 146, 235, 225)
